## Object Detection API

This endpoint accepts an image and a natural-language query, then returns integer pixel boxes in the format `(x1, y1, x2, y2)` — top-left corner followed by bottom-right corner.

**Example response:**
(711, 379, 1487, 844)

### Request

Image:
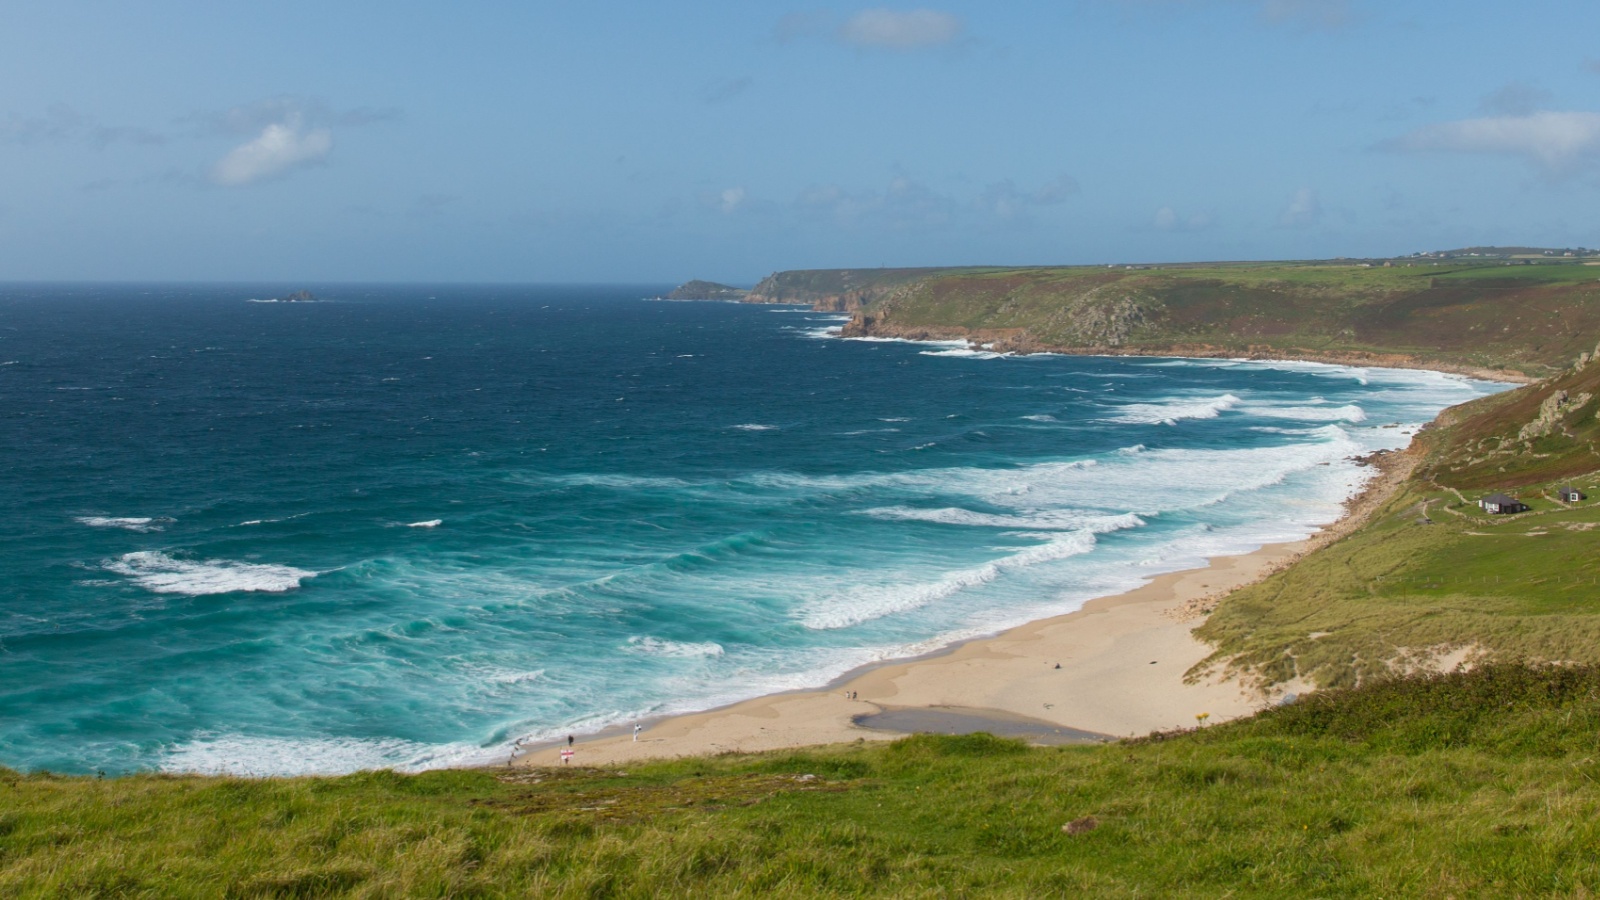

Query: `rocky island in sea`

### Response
(662, 280, 748, 301)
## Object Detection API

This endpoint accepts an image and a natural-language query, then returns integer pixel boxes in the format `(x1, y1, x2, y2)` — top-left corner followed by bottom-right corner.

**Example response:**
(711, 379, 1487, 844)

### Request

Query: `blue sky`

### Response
(3, 1, 1598, 283)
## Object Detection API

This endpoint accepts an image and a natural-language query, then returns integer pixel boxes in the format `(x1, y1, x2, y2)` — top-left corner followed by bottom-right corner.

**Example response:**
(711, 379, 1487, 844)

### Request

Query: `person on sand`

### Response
(633, 723, 642, 741)
(567, 734, 574, 748)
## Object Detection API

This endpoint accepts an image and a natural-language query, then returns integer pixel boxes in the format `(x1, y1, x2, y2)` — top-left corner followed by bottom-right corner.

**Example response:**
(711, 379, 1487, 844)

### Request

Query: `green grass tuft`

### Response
(5, 667, 1600, 896)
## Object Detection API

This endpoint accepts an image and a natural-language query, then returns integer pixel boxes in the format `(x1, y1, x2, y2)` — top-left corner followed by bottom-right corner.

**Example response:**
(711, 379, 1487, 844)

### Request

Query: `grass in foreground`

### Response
(4, 665, 1600, 897)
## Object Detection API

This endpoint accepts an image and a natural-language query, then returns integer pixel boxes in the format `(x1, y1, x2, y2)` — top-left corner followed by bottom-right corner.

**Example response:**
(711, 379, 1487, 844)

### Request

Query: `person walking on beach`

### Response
(567, 734, 574, 748)
(633, 723, 642, 742)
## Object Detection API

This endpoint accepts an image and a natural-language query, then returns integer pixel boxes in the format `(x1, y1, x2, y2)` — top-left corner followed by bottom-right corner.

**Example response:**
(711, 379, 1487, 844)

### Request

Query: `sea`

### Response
(0, 284, 1510, 775)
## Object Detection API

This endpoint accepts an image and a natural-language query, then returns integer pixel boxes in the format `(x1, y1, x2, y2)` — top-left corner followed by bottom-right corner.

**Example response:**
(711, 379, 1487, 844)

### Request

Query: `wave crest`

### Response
(625, 636, 726, 658)
(77, 516, 167, 533)
(1104, 393, 1241, 425)
(105, 551, 316, 596)
(1248, 404, 1367, 423)
(799, 530, 1099, 630)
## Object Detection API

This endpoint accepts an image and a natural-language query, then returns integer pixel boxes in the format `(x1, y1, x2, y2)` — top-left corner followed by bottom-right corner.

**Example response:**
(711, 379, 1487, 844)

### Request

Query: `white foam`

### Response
(799, 530, 1099, 630)
(549, 473, 691, 490)
(76, 516, 164, 533)
(161, 734, 493, 777)
(1103, 393, 1241, 425)
(407, 519, 443, 528)
(105, 551, 315, 596)
(485, 668, 545, 686)
(844, 336, 968, 348)
(732, 424, 778, 431)
(920, 348, 1006, 360)
(861, 506, 1144, 533)
(1247, 404, 1367, 423)
(1021, 414, 1058, 422)
(625, 636, 726, 658)
(236, 513, 310, 527)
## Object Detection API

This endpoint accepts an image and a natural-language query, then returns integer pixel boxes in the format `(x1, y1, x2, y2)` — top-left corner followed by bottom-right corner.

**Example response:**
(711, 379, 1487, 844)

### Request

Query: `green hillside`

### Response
(800, 259, 1600, 378)
(1194, 351, 1600, 691)
(5, 666, 1600, 897)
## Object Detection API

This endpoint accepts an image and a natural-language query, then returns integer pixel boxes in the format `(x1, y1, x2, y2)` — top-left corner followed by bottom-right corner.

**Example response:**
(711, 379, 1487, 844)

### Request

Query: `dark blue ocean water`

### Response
(0, 284, 1504, 774)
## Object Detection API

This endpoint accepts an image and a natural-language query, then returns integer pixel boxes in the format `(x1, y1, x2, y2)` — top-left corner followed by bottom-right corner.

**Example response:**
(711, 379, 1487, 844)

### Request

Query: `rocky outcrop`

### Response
(665, 280, 749, 301)
(1518, 389, 1593, 442)
(282, 290, 317, 302)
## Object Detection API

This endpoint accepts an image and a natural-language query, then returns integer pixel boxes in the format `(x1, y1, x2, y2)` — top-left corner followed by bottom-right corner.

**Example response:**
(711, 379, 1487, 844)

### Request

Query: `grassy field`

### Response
(5, 665, 1600, 897)
(1194, 474, 1600, 689)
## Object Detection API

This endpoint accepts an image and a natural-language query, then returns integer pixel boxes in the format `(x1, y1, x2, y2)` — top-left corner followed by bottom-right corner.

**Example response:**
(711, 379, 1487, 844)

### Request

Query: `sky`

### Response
(2, 1, 1598, 283)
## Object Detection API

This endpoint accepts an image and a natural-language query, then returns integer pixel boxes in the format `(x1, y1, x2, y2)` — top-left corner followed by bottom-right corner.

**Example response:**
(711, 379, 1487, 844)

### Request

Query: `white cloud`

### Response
(698, 185, 774, 217)
(209, 113, 332, 186)
(1384, 111, 1600, 176)
(1277, 187, 1321, 227)
(717, 186, 748, 214)
(977, 176, 1079, 220)
(1154, 206, 1214, 231)
(838, 9, 963, 48)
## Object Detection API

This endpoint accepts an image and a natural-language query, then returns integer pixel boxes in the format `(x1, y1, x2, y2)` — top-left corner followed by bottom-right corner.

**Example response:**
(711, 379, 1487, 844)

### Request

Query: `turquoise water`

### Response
(0, 284, 1507, 774)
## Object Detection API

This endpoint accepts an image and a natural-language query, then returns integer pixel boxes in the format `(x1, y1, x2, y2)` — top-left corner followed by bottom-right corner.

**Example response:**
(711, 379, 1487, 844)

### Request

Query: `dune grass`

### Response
(4, 666, 1600, 897)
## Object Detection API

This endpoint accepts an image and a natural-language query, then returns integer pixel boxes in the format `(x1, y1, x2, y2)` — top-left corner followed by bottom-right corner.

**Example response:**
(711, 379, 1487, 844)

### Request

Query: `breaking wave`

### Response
(105, 551, 316, 596)
(625, 637, 727, 658)
(1104, 393, 1241, 425)
(799, 530, 1100, 630)
(76, 516, 167, 533)
(1248, 404, 1368, 423)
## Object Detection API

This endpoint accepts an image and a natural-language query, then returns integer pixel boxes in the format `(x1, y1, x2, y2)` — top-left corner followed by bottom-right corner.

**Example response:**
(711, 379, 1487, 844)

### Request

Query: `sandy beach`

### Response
(508, 391, 1442, 770)
(514, 537, 1314, 769)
